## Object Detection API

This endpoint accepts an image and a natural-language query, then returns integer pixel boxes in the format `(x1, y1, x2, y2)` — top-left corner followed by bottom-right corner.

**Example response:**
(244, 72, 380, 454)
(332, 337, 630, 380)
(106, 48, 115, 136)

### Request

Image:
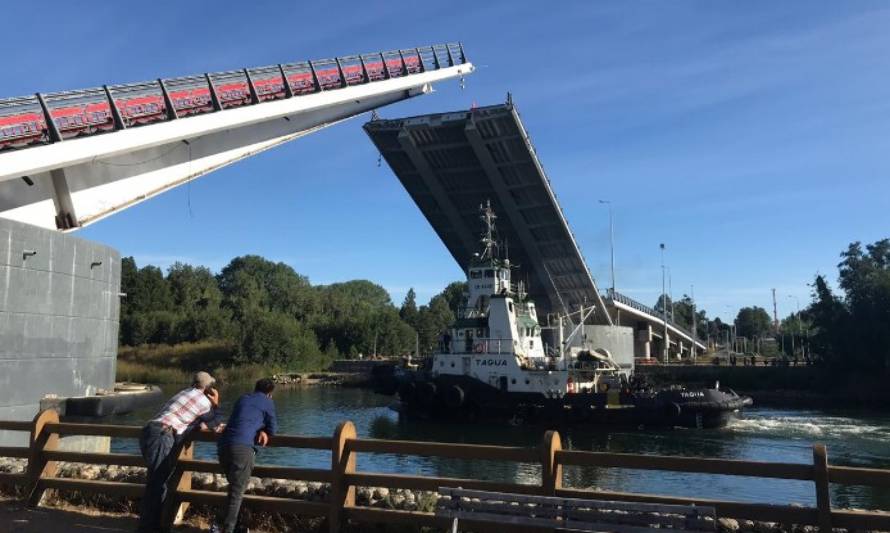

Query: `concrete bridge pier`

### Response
(636, 323, 653, 360)
(650, 333, 670, 363)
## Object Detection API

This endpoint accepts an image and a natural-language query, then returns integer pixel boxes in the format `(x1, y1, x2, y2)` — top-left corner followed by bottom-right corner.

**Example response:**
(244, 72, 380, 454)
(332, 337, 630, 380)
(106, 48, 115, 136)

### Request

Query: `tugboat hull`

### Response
(396, 375, 751, 429)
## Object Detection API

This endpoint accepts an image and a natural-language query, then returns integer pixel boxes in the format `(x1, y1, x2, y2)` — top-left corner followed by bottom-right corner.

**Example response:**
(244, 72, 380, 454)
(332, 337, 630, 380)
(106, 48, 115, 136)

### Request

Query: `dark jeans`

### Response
(138, 422, 176, 532)
(218, 444, 256, 533)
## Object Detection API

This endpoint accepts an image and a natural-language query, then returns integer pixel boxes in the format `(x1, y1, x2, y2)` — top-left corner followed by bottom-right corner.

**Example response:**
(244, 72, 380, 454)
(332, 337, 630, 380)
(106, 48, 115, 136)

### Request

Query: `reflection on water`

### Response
(110, 386, 890, 511)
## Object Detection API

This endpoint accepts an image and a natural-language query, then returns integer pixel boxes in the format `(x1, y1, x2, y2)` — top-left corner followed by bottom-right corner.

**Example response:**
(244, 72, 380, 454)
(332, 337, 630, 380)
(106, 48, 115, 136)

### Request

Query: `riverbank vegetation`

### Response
(119, 255, 465, 381)
(808, 239, 890, 372)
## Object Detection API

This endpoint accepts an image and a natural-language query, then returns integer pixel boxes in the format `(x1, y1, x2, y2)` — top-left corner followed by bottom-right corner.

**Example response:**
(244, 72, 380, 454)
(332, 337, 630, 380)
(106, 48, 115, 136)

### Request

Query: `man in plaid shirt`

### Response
(138, 371, 221, 532)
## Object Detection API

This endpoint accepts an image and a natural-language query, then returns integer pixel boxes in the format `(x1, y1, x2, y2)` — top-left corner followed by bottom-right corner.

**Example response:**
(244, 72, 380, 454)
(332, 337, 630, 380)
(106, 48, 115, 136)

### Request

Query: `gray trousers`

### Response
(218, 444, 256, 533)
(138, 422, 176, 532)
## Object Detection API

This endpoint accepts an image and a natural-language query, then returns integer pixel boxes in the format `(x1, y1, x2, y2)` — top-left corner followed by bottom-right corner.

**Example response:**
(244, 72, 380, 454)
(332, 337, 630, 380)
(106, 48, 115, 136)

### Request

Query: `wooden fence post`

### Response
(541, 430, 562, 496)
(329, 420, 356, 533)
(813, 444, 832, 533)
(161, 439, 194, 532)
(25, 408, 60, 507)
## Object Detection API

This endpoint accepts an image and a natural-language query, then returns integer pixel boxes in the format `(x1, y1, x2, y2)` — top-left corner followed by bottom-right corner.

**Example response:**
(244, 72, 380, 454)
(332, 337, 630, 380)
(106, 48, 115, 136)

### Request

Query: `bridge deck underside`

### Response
(364, 104, 609, 322)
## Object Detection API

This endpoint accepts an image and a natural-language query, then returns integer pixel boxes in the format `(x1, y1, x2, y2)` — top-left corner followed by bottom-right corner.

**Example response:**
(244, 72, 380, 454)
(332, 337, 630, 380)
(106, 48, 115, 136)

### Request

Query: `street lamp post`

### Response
(599, 200, 615, 295)
(690, 284, 697, 361)
(661, 243, 668, 362)
(788, 295, 803, 359)
(724, 305, 734, 355)
(668, 267, 674, 322)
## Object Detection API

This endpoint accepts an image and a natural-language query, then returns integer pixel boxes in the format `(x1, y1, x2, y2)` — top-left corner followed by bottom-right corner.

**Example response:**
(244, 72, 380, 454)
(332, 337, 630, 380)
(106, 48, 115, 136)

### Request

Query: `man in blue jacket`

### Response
(212, 378, 278, 533)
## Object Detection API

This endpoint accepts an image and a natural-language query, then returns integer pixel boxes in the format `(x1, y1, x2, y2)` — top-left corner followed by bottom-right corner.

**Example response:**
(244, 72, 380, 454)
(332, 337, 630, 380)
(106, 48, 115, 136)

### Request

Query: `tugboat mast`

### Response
(479, 199, 498, 262)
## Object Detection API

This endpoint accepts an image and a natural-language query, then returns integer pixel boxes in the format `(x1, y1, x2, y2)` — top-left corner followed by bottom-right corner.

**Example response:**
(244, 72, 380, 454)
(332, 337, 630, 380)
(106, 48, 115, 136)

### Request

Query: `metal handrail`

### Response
(605, 289, 700, 342)
(443, 337, 516, 355)
(0, 42, 467, 151)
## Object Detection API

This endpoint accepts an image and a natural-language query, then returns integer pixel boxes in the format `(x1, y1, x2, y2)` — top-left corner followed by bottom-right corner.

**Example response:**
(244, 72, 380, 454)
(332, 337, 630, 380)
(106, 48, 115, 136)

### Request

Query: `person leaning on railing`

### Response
(211, 378, 278, 533)
(138, 371, 223, 533)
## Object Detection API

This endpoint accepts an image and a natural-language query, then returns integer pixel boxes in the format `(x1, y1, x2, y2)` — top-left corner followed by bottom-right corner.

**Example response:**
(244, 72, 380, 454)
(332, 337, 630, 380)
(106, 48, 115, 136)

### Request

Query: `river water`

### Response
(111, 386, 890, 511)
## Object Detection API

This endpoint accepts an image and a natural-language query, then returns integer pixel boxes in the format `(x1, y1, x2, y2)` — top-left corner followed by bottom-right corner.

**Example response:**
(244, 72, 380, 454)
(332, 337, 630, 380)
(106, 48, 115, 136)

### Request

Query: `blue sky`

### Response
(4, 1, 888, 322)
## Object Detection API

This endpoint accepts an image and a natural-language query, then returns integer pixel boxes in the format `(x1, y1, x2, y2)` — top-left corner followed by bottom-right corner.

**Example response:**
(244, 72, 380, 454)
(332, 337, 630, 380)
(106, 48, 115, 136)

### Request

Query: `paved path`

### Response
(0, 499, 204, 532)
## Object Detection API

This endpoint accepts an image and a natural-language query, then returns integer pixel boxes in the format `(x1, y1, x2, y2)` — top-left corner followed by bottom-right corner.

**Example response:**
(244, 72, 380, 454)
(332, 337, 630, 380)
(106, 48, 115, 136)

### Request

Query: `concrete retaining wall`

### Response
(0, 219, 120, 446)
(636, 364, 823, 391)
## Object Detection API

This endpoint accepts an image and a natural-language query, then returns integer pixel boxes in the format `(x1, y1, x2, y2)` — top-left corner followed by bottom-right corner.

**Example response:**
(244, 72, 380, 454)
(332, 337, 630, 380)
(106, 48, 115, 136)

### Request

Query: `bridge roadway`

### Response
(0, 43, 472, 231)
(605, 290, 706, 358)
(364, 102, 704, 359)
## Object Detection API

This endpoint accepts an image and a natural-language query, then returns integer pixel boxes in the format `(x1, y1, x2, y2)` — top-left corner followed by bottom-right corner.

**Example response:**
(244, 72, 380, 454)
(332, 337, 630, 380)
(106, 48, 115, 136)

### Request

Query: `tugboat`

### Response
(390, 202, 751, 429)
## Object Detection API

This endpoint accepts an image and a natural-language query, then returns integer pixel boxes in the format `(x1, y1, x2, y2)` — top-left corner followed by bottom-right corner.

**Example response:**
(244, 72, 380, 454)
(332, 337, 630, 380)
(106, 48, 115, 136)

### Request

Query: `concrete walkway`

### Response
(0, 499, 204, 533)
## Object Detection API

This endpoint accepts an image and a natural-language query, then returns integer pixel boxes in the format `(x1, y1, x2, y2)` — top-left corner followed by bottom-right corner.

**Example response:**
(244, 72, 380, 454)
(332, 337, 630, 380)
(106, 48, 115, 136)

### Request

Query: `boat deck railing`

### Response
(1, 409, 887, 532)
(444, 337, 516, 355)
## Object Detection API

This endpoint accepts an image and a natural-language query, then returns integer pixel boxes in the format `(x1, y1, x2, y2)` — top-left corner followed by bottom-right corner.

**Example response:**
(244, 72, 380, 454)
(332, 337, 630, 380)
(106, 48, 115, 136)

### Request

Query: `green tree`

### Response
(809, 239, 890, 371)
(439, 281, 468, 317)
(167, 262, 232, 342)
(315, 280, 412, 357)
(399, 288, 419, 327)
(735, 306, 772, 340)
(218, 255, 318, 321)
(119, 260, 177, 345)
(237, 310, 319, 366)
(808, 275, 847, 364)
(653, 294, 672, 316)
(129, 265, 173, 313)
(415, 295, 454, 355)
(708, 317, 729, 341)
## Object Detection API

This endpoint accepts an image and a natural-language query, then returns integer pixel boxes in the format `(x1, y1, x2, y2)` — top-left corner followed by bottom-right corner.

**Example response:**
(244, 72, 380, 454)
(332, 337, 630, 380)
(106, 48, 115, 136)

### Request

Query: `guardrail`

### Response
(0, 42, 467, 152)
(2, 410, 889, 532)
(605, 289, 702, 343)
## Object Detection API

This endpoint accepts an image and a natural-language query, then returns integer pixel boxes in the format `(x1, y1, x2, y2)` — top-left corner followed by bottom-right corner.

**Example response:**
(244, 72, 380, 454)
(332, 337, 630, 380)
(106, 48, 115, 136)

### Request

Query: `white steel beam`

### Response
(0, 63, 473, 231)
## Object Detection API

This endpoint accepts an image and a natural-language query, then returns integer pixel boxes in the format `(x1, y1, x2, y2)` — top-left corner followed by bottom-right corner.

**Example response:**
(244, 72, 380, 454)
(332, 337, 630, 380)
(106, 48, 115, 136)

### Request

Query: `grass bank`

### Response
(116, 340, 333, 385)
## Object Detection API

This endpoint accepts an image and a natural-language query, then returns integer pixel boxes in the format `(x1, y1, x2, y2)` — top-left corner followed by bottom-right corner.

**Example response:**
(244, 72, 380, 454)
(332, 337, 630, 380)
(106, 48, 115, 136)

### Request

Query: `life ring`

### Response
(473, 342, 485, 353)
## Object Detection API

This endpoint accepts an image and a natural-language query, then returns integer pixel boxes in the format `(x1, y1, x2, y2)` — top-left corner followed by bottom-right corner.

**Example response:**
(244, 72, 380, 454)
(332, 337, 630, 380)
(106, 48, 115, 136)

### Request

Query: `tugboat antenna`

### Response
(479, 199, 498, 261)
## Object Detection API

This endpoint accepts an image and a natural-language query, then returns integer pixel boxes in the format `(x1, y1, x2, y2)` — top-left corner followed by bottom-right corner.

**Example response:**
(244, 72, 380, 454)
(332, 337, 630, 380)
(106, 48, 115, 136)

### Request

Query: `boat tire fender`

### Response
(666, 401, 682, 418)
(398, 382, 417, 403)
(444, 384, 465, 409)
(418, 381, 437, 406)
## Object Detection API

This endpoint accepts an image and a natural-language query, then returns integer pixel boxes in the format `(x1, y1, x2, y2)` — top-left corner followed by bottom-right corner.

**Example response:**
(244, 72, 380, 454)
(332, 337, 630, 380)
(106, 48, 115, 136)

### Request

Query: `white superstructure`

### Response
(431, 202, 628, 398)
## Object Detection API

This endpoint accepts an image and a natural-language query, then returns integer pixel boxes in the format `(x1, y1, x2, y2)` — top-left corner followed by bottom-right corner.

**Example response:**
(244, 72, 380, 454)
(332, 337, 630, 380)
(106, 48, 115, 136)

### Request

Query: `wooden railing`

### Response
(2, 410, 890, 532)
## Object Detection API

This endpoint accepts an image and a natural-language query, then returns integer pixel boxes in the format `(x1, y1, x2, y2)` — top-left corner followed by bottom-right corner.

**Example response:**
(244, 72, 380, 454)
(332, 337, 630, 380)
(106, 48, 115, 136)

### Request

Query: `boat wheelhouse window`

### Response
(484, 269, 494, 278)
(508, 302, 514, 312)
(470, 270, 482, 279)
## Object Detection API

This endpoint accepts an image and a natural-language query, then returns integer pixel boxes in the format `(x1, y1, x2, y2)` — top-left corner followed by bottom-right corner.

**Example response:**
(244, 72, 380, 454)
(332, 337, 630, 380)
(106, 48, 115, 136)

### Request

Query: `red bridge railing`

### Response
(0, 43, 467, 152)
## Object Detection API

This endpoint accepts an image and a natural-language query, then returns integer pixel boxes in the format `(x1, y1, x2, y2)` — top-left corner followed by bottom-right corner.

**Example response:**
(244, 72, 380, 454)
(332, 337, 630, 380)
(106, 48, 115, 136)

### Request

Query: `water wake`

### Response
(728, 413, 890, 441)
